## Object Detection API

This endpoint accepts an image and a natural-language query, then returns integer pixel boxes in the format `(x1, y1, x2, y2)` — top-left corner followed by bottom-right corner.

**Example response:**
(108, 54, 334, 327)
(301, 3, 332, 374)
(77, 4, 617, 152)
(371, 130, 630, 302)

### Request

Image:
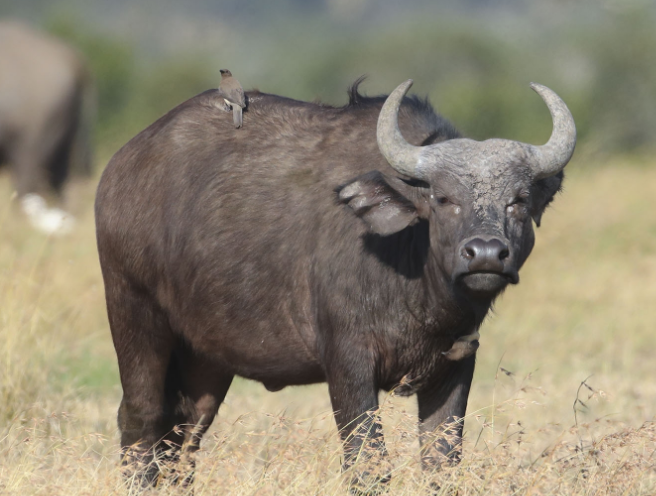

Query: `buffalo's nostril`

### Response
(499, 247, 510, 260)
(462, 246, 475, 260)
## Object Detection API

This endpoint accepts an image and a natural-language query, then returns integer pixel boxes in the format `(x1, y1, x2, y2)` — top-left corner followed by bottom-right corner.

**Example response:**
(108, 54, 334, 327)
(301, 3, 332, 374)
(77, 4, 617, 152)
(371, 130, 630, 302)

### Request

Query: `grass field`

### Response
(1, 156, 655, 494)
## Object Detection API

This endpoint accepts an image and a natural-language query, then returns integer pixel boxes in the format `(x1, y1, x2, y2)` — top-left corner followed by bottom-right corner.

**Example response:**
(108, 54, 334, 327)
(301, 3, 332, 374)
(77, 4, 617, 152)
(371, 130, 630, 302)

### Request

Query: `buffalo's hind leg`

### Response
(105, 278, 178, 488)
(165, 347, 233, 486)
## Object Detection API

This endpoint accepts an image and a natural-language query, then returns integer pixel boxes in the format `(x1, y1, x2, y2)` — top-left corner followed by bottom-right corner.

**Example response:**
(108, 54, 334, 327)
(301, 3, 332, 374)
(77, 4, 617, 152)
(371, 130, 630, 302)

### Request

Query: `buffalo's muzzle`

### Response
(455, 237, 519, 296)
(461, 237, 509, 273)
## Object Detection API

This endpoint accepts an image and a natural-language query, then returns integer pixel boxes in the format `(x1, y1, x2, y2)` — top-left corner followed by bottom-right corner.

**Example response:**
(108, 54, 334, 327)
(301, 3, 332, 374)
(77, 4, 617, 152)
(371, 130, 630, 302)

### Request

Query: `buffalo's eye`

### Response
(431, 193, 459, 210)
(507, 195, 529, 214)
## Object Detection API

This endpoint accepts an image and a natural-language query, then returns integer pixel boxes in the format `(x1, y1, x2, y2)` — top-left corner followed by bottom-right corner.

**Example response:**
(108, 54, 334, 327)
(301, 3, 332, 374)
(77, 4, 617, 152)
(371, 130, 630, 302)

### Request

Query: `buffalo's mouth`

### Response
(458, 271, 518, 297)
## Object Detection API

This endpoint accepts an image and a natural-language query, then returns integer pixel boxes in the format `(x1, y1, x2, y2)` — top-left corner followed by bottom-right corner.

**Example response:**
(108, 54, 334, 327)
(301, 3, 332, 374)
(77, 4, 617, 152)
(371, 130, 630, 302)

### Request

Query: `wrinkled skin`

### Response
(343, 142, 563, 300)
(0, 21, 92, 233)
(96, 79, 569, 492)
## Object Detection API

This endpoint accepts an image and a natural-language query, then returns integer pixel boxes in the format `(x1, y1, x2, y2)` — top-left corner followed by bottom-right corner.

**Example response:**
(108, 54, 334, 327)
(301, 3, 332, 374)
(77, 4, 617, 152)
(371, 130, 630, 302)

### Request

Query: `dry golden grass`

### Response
(1, 157, 655, 494)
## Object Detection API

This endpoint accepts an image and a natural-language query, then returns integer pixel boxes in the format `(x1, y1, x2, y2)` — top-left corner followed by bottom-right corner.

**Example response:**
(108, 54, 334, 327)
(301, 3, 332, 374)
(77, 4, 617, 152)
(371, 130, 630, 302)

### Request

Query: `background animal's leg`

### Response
(166, 348, 233, 486)
(327, 360, 391, 492)
(11, 108, 77, 234)
(105, 276, 177, 488)
(416, 355, 476, 472)
(44, 96, 79, 194)
(10, 134, 51, 198)
(12, 85, 78, 198)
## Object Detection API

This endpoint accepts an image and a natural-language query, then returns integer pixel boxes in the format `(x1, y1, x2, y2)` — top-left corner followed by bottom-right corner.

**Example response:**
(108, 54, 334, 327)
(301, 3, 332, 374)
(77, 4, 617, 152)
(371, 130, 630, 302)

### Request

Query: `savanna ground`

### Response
(1, 156, 655, 495)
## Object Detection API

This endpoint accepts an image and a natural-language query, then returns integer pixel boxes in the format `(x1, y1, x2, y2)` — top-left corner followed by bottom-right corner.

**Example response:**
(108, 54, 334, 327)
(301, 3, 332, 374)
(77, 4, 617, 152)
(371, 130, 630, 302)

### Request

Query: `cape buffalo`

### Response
(0, 21, 92, 234)
(96, 77, 575, 490)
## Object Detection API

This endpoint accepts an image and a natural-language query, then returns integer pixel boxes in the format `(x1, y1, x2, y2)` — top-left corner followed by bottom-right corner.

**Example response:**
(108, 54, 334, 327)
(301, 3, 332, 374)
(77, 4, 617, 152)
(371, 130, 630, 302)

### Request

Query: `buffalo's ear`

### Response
(337, 171, 424, 236)
(530, 171, 564, 227)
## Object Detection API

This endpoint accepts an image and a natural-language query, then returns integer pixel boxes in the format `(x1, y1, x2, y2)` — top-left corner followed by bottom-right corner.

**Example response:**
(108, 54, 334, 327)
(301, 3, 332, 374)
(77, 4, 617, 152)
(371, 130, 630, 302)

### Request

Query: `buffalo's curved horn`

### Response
(524, 83, 577, 179)
(376, 79, 427, 180)
(377, 80, 576, 181)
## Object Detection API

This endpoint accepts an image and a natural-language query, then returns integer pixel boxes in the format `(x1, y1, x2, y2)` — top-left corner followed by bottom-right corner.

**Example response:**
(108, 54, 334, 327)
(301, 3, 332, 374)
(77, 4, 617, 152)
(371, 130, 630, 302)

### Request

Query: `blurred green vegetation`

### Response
(42, 5, 656, 160)
(47, 17, 217, 157)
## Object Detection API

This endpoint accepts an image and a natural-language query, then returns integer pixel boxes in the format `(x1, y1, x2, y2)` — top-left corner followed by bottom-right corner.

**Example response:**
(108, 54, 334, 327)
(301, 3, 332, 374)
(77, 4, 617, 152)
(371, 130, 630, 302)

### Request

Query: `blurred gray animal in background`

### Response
(218, 69, 245, 128)
(0, 21, 94, 234)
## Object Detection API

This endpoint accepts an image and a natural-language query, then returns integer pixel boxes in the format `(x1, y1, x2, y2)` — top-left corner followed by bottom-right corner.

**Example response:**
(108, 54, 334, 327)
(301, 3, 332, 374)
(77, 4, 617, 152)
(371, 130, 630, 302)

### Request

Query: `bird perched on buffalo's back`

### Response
(218, 69, 245, 129)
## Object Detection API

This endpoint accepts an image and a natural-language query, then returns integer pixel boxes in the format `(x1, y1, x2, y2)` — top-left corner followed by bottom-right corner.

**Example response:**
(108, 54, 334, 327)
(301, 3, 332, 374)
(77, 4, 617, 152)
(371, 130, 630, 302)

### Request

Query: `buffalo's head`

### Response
(339, 80, 576, 299)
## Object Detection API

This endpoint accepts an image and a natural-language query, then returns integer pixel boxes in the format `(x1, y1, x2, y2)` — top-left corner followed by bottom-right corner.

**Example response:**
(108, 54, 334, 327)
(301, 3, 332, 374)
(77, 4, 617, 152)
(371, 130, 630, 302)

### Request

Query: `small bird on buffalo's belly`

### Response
(218, 69, 246, 129)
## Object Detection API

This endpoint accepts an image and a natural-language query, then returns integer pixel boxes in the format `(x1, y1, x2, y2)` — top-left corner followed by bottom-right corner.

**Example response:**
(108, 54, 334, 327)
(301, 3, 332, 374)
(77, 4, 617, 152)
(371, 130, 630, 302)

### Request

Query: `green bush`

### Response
(41, 5, 656, 157)
(46, 16, 135, 152)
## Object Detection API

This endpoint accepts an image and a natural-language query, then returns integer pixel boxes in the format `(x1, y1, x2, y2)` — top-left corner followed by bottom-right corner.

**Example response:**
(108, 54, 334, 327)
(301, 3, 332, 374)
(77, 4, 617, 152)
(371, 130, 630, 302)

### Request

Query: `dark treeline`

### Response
(7, 0, 652, 159)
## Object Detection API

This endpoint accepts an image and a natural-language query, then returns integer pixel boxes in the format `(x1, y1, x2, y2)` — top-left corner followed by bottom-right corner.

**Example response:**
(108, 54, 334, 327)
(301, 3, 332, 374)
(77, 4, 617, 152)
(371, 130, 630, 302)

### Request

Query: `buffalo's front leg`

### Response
(327, 360, 391, 493)
(417, 354, 476, 471)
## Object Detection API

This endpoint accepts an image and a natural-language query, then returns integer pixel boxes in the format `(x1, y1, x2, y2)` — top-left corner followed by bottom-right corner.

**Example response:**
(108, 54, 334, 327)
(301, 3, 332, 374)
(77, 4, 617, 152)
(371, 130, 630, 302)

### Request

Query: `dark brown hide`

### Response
(96, 82, 565, 489)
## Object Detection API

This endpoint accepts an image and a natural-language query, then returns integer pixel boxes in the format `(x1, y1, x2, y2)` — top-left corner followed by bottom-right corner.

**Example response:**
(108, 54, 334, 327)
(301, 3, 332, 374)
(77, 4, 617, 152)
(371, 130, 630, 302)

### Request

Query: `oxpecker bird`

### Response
(218, 69, 245, 129)
(442, 331, 480, 361)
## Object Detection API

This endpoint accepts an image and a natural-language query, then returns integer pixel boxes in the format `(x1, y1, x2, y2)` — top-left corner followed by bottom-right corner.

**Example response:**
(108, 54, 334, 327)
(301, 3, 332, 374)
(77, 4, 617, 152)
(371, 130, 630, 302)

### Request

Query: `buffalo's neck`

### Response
(356, 220, 493, 338)
(402, 253, 492, 342)
(373, 232, 494, 393)
(379, 278, 492, 394)
(392, 223, 493, 334)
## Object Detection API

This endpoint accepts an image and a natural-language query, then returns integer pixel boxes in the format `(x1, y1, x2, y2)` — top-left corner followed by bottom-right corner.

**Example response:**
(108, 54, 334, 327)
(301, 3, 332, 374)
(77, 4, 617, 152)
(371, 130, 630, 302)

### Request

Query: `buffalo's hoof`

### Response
(346, 459, 393, 495)
(348, 474, 391, 495)
(426, 481, 459, 495)
(120, 456, 160, 490)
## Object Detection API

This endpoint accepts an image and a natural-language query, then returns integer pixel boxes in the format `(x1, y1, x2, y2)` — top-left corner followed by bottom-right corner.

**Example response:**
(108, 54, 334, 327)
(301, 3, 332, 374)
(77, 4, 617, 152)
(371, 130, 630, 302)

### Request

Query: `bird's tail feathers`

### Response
(233, 105, 243, 128)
